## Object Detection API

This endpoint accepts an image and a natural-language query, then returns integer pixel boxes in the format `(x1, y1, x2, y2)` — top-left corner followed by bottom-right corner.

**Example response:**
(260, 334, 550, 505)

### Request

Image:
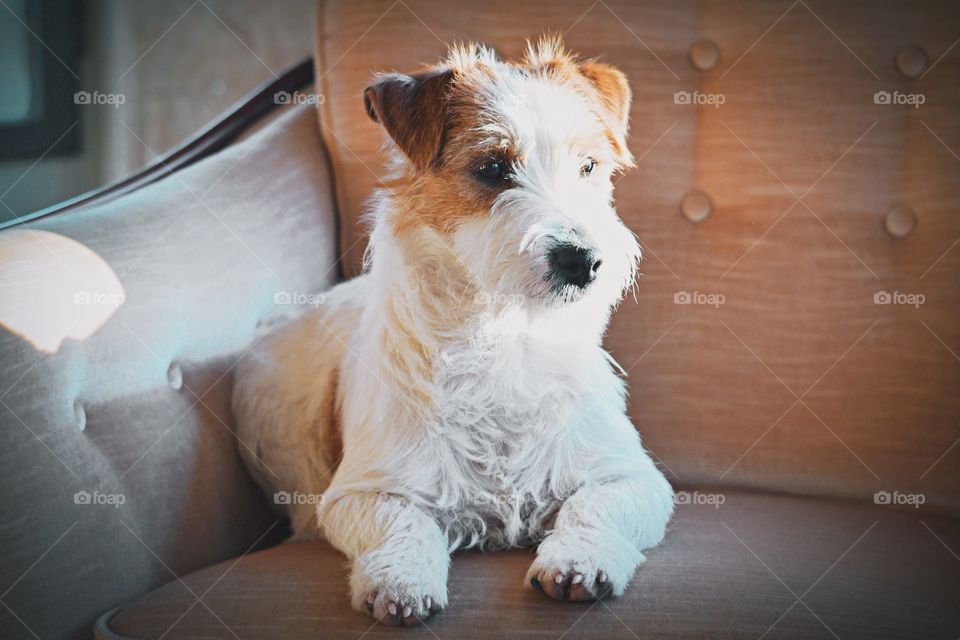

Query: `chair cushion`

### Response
(97, 488, 960, 639)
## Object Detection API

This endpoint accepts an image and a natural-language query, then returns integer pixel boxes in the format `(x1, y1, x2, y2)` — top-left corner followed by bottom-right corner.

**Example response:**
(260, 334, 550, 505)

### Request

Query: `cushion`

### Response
(96, 488, 960, 639)
(0, 99, 338, 640)
(312, 0, 960, 511)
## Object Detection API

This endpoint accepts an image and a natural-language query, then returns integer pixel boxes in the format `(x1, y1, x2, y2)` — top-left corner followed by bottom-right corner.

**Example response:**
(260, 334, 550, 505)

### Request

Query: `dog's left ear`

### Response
(363, 69, 455, 172)
(579, 62, 634, 165)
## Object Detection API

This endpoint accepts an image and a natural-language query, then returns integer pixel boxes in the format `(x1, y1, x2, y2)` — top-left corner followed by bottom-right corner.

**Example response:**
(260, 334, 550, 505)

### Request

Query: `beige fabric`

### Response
(0, 99, 339, 639)
(314, 0, 960, 511)
(100, 489, 960, 639)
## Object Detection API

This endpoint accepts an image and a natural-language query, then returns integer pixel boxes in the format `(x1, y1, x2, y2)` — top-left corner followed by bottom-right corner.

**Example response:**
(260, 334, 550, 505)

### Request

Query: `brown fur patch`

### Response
(322, 366, 344, 474)
(364, 69, 456, 172)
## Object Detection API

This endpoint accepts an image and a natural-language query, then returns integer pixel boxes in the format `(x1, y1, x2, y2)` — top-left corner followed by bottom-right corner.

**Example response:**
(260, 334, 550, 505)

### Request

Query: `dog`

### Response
(232, 35, 673, 627)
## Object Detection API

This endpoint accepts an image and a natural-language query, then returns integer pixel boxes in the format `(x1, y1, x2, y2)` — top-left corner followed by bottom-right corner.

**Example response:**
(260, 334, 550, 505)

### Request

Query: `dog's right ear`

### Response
(363, 69, 455, 172)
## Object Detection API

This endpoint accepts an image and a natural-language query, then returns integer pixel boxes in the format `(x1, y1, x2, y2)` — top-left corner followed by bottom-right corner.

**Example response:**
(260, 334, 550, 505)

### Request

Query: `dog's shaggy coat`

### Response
(232, 35, 673, 626)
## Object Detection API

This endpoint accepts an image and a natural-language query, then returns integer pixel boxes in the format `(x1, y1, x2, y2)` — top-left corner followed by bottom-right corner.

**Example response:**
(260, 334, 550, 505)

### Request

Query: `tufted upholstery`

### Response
(314, 0, 960, 511)
(0, 101, 338, 639)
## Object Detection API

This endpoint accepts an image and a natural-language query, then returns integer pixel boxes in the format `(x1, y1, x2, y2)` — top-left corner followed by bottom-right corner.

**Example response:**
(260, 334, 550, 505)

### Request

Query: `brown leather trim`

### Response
(2, 58, 315, 231)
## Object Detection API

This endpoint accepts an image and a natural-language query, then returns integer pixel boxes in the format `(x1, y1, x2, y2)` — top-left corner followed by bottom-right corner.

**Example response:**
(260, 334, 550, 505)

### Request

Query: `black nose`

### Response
(548, 244, 602, 288)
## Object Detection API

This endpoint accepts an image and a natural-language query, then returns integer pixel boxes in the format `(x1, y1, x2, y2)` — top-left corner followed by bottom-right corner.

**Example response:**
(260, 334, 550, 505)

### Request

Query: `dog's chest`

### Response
(429, 333, 588, 548)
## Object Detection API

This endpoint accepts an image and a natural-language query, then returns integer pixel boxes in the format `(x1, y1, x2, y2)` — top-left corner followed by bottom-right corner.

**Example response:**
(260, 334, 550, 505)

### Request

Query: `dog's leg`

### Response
(526, 449, 673, 601)
(319, 491, 449, 626)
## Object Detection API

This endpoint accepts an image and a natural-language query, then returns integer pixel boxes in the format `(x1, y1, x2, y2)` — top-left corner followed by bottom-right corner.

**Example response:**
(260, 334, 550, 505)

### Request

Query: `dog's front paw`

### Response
(350, 553, 448, 627)
(528, 562, 614, 601)
(525, 534, 643, 602)
(360, 587, 442, 627)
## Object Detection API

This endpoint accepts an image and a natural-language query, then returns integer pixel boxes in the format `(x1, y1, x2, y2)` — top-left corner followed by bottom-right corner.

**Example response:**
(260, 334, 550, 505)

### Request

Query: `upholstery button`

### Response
(689, 39, 720, 71)
(681, 190, 712, 223)
(74, 400, 86, 432)
(167, 362, 183, 391)
(895, 46, 928, 79)
(885, 205, 916, 238)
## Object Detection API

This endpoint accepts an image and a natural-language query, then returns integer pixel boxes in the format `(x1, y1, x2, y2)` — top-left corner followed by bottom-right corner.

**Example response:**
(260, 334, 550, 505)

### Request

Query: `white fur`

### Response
(232, 44, 673, 624)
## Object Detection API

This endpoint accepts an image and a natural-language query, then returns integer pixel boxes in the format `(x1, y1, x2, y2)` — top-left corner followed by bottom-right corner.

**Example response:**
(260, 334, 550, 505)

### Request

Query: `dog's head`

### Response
(363, 35, 640, 317)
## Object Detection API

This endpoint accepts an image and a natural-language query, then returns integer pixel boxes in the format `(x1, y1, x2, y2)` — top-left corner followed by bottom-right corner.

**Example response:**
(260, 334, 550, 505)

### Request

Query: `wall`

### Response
(0, 0, 315, 224)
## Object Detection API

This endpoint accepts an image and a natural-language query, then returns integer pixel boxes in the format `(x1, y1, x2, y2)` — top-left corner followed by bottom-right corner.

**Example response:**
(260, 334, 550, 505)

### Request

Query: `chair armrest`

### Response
(0, 82, 339, 639)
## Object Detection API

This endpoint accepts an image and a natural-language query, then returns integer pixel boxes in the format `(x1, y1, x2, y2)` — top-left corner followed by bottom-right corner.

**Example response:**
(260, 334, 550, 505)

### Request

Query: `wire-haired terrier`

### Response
(233, 34, 673, 627)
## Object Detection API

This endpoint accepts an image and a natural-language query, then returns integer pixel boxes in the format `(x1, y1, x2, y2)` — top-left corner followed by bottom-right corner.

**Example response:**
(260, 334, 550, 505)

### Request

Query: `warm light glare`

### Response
(0, 229, 125, 353)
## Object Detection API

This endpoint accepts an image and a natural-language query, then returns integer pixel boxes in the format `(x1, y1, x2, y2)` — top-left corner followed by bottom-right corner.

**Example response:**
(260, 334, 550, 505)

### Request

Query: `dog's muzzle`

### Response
(548, 243, 602, 289)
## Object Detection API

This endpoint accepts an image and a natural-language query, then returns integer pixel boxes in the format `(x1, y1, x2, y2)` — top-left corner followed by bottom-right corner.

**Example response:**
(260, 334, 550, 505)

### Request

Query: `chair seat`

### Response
(95, 488, 960, 639)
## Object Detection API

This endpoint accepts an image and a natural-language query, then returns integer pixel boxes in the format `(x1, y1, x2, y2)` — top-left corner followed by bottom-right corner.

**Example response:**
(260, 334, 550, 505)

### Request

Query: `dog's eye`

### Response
(475, 161, 509, 184)
(580, 159, 597, 177)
